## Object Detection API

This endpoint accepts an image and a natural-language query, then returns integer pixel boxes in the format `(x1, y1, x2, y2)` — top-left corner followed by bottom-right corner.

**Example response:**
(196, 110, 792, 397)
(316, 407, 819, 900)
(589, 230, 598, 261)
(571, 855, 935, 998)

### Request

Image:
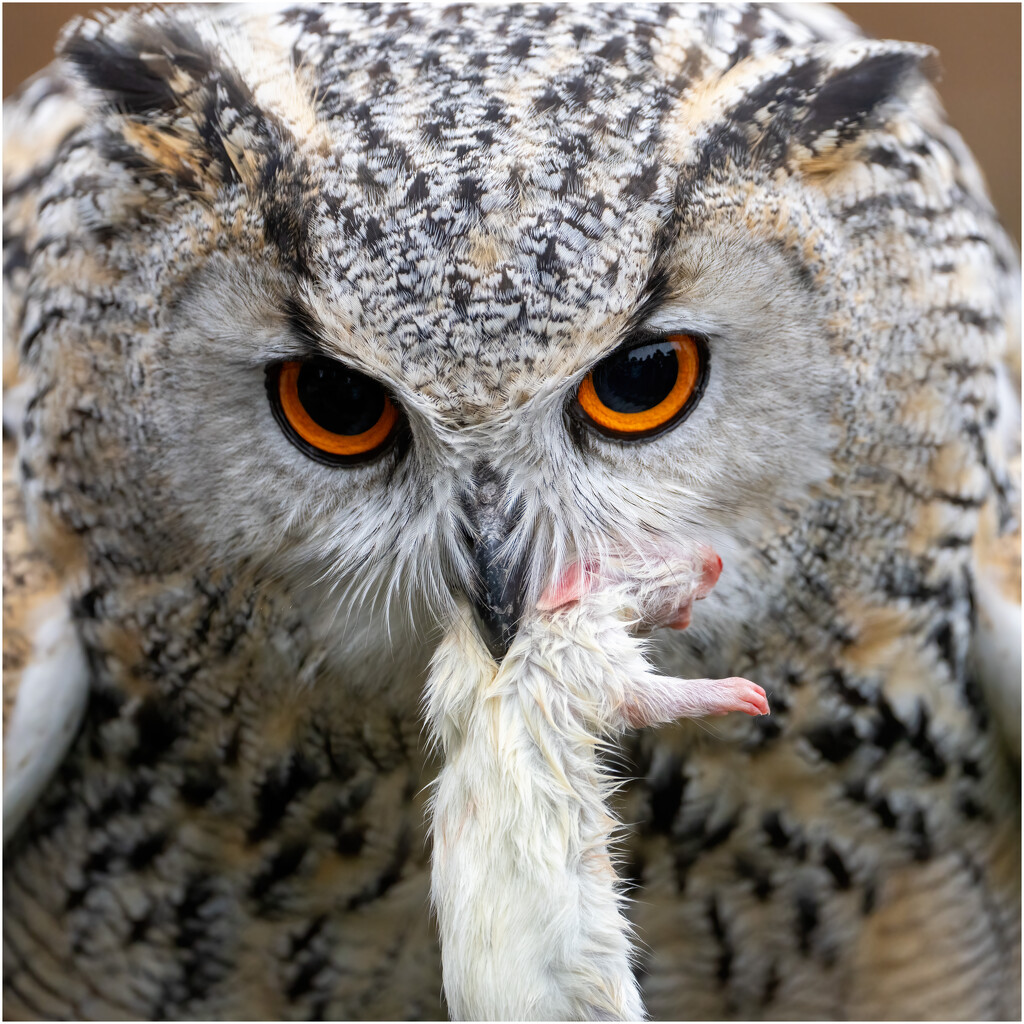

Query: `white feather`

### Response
(971, 565, 1022, 759)
(969, 364, 1022, 759)
(4, 595, 89, 842)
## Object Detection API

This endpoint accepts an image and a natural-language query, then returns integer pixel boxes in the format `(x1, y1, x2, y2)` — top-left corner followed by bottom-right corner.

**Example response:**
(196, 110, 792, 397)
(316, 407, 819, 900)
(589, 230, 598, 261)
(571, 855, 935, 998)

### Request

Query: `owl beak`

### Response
(461, 467, 528, 663)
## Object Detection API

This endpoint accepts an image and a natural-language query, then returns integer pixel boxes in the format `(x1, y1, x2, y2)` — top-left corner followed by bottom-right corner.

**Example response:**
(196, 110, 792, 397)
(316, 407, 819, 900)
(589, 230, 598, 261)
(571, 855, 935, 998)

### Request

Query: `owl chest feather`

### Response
(4, 575, 442, 1019)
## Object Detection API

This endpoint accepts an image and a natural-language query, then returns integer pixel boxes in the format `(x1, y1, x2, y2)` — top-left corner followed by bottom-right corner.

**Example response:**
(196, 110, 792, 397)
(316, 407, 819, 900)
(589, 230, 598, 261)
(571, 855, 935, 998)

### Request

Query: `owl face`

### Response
(160, 191, 834, 664)
(27, 4, 932, 685)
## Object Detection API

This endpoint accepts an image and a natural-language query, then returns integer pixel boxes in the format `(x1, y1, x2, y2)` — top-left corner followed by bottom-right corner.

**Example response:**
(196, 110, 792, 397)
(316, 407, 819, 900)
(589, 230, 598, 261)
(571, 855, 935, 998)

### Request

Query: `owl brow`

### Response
(622, 264, 673, 339)
(282, 297, 336, 360)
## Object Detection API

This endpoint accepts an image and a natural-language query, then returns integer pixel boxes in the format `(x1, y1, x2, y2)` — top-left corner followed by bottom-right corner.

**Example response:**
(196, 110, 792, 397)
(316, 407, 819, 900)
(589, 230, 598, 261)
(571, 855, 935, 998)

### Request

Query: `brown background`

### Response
(3, 3, 1020, 243)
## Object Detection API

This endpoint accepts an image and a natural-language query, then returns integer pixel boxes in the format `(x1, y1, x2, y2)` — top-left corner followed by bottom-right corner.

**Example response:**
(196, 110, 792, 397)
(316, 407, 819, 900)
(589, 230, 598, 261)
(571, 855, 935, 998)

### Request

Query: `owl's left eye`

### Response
(267, 358, 400, 465)
(574, 333, 708, 440)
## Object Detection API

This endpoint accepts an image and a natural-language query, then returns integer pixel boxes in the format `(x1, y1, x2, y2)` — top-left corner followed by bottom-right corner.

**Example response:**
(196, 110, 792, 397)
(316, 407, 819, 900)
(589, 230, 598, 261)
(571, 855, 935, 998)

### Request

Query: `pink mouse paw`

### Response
(537, 558, 599, 612)
(710, 678, 770, 717)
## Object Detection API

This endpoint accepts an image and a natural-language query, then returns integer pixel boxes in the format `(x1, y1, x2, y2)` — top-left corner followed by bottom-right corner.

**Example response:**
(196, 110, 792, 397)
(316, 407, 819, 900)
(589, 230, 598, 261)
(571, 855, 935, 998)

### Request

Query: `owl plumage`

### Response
(3, 3, 1019, 1020)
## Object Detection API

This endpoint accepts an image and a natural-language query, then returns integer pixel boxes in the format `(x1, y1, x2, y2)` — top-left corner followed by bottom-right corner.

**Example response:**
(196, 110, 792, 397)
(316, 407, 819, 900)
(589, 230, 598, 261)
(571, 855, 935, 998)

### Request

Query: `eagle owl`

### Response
(3, 3, 1019, 1021)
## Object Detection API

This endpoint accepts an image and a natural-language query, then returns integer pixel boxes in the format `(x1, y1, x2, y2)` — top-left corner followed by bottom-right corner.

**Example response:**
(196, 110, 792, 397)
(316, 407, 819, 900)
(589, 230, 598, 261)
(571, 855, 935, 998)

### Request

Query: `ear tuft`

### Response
(59, 14, 211, 117)
(56, 10, 313, 271)
(712, 39, 936, 169)
(794, 41, 936, 147)
(56, 11, 264, 195)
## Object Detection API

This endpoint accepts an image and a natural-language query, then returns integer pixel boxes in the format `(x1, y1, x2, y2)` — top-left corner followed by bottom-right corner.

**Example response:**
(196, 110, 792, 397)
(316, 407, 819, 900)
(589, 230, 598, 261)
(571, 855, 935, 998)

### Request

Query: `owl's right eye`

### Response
(267, 358, 400, 465)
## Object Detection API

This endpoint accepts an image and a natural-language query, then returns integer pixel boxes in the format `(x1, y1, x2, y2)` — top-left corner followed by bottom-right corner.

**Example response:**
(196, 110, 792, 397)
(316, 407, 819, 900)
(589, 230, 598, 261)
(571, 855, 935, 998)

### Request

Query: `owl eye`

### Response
(267, 358, 400, 464)
(575, 333, 707, 439)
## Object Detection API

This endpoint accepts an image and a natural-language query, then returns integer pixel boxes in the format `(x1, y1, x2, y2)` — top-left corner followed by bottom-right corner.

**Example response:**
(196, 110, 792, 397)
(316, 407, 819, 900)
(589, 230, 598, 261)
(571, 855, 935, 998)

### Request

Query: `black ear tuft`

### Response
(56, 12, 272, 195)
(718, 39, 935, 167)
(59, 16, 213, 117)
(795, 44, 935, 146)
(62, 31, 175, 116)
(57, 10, 312, 272)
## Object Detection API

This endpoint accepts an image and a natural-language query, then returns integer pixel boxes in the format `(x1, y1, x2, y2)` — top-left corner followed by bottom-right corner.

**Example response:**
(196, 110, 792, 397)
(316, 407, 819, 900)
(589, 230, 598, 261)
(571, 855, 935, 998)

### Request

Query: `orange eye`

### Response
(269, 358, 399, 464)
(576, 333, 706, 439)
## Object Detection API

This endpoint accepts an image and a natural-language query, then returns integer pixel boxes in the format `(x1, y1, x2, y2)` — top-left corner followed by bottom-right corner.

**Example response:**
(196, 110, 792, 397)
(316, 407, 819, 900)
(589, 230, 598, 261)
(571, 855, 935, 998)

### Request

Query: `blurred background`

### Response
(2, 3, 1020, 244)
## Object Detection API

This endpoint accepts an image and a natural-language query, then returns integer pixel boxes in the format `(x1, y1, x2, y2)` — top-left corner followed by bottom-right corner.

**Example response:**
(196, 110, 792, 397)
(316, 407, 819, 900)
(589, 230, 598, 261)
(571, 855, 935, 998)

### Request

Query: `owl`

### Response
(3, 3, 1020, 1021)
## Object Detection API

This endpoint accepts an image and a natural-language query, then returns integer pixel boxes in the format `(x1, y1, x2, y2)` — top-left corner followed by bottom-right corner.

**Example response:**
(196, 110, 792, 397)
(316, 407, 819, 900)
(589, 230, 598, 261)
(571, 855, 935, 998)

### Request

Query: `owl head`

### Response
(16, 4, 1007, 697)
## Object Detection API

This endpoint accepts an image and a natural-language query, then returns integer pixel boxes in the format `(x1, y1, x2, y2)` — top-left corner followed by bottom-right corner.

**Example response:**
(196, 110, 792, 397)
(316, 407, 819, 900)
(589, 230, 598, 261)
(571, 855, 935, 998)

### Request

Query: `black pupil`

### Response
(296, 360, 386, 435)
(591, 341, 679, 413)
